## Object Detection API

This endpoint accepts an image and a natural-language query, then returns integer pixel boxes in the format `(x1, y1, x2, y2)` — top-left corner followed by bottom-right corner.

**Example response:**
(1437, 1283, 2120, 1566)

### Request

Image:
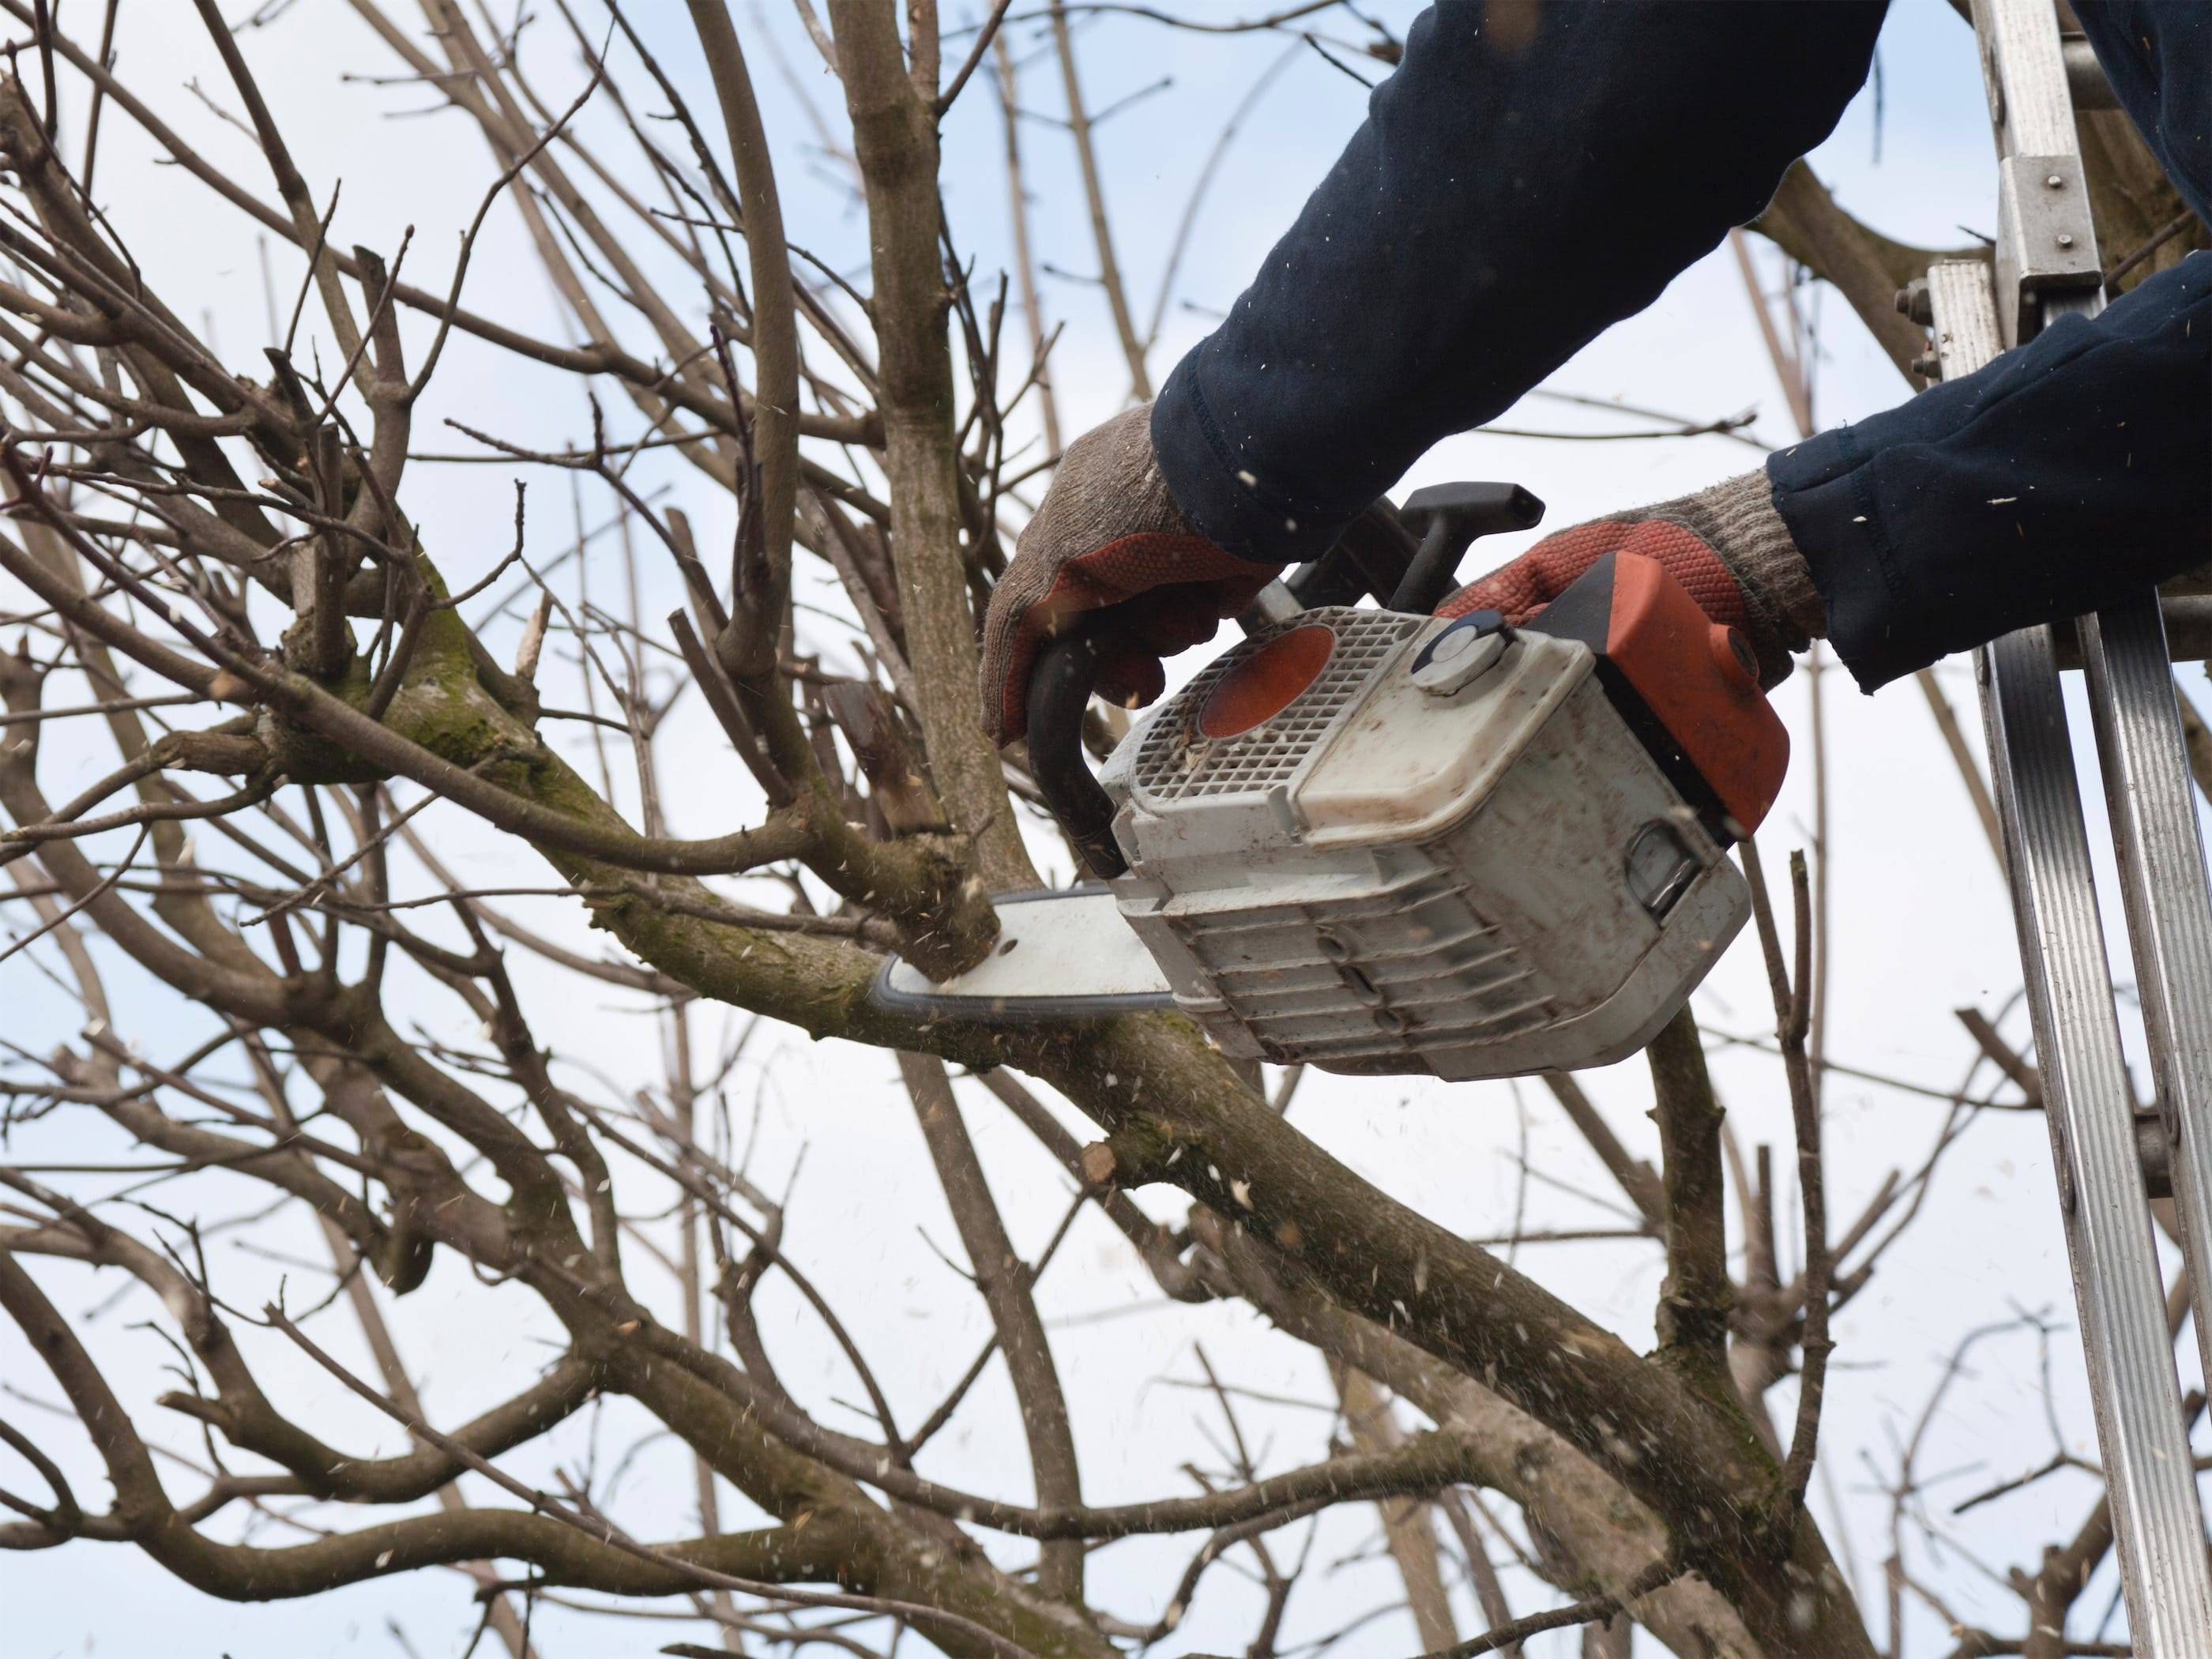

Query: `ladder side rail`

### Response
(1981, 0, 2212, 1400)
(2079, 590, 2212, 1395)
(1928, 259, 2212, 1653)
(1971, 0, 2105, 347)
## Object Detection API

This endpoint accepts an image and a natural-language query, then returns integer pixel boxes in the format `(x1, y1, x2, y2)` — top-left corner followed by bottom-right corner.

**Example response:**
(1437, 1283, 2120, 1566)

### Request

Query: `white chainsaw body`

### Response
(878, 605, 1748, 1081)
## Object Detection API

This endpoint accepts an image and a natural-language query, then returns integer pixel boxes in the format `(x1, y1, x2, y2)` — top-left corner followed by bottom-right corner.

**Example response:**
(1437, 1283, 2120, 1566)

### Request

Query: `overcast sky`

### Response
(3, 2, 2206, 1655)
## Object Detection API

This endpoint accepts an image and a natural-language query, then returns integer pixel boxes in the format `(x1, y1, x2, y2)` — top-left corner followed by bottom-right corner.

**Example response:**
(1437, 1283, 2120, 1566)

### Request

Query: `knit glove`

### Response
(979, 404, 1279, 745)
(1439, 470, 1823, 688)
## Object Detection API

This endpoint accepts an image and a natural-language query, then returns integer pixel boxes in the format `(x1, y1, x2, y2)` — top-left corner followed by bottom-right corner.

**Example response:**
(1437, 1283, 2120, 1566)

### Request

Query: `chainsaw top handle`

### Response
(1026, 487, 1545, 882)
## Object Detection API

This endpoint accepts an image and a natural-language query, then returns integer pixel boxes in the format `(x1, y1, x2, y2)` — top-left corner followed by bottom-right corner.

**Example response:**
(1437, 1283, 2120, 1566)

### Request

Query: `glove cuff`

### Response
(1633, 469, 1824, 688)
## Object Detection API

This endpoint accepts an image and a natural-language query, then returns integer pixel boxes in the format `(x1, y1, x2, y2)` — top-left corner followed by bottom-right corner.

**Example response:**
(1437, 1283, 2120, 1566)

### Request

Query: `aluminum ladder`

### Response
(1913, 2, 2212, 1646)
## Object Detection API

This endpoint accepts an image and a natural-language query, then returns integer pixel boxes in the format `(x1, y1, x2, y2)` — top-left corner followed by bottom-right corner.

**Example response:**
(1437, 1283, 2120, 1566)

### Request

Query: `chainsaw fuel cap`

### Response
(1197, 623, 1337, 739)
(1409, 611, 1510, 696)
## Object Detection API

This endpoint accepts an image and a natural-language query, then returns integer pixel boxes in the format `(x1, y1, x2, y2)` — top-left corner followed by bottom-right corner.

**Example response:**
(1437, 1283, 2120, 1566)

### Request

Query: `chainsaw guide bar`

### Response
(872, 887, 1173, 1021)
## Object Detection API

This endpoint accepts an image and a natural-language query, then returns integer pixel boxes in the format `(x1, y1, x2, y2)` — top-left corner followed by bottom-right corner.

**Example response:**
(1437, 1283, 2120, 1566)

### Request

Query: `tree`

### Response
(0, 5, 2203, 1657)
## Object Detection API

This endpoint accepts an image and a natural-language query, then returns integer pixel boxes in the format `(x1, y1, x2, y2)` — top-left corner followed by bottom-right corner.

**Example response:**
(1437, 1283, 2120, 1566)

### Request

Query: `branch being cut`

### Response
(825, 0, 1036, 890)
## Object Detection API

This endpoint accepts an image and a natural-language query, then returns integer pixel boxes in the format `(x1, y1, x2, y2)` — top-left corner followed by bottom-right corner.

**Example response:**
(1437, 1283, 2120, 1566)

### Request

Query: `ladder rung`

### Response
(2052, 596, 2212, 668)
(2136, 1113, 2172, 1200)
(2060, 35, 2118, 111)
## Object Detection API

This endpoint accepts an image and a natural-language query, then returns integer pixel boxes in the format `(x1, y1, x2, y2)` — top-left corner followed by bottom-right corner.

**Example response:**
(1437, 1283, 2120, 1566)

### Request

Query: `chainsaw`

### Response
(875, 483, 1789, 1079)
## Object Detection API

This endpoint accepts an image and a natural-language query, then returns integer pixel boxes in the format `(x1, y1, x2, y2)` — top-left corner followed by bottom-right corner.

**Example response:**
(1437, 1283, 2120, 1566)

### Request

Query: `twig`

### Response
(898, 1051, 1084, 1597)
(262, 1304, 1037, 1658)
(991, 33, 1062, 454)
(2104, 207, 2200, 292)
(407, 72, 604, 404)
(1143, 40, 1299, 350)
(1728, 228, 1811, 436)
(1300, 32, 1375, 88)
(686, 2, 800, 620)
(1914, 668, 2003, 864)
(1475, 411, 1766, 447)
(1048, 0, 1151, 398)
(0, 693, 197, 727)
(963, 0, 1345, 37)
(1527, 388, 1773, 453)
(1381, 1559, 1679, 1659)
(1743, 841, 1830, 1518)
(935, 0, 1016, 115)
(0, 826, 149, 970)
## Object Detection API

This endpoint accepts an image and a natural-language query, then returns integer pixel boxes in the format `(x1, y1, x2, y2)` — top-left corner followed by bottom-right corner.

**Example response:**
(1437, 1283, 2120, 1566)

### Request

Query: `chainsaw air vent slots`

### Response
(1130, 612, 1424, 801)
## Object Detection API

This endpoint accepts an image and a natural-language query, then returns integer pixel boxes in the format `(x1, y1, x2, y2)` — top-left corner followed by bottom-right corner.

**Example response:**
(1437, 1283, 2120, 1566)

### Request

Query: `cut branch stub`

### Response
(824, 682, 948, 835)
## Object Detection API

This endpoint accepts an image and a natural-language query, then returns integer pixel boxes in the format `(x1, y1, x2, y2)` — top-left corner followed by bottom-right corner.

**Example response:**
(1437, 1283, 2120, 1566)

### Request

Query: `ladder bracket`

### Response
(1995, 155, 2101, 344)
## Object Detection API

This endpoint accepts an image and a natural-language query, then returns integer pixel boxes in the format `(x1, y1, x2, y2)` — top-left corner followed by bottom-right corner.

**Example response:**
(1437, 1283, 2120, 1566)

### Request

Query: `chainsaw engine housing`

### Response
(1095, 602, 1751, 1079)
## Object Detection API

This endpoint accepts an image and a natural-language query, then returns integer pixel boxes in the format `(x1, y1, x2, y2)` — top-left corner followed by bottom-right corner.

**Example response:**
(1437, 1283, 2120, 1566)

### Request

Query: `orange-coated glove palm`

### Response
(1438, 472, 1820, 690)
(1439, 517, 1752, 632)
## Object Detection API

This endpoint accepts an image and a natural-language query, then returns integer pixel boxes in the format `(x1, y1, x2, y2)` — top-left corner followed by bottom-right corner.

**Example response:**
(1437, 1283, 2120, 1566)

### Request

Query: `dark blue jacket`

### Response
(1149, 0, 2210, 690)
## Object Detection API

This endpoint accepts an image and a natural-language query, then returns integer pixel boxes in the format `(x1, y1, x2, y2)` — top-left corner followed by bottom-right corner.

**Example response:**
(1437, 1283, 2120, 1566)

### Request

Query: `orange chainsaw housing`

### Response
(1522, 551, 1789, 834)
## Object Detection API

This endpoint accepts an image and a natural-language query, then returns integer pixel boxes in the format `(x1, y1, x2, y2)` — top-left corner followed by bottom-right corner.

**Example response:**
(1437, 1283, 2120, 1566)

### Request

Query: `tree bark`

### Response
(1337, 1366, 1460, 1652)
(825, 0, 1035, 890)
(901, 1052, 1085, 1601)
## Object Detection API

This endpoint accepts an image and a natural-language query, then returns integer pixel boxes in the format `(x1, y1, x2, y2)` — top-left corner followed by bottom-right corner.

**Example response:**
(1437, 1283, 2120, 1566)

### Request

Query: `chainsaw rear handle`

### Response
(1027, 488, 1546, 882)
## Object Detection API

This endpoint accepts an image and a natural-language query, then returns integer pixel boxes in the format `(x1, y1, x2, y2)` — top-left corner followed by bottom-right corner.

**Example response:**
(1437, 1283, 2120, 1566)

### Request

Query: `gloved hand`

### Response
(1439, 471, 1823, 688)
(980, 404, 1279, 745)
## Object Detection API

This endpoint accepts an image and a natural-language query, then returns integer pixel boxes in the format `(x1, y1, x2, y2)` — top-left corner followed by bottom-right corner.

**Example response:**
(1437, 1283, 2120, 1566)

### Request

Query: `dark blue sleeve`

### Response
(2074, 2, 2212, 225)
(1771, 254, 2212, 690)
(1149, 0, 1887, 566)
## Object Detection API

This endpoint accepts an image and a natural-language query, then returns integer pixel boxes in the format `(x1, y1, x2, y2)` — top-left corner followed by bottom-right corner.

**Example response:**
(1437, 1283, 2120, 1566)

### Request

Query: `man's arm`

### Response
(1777, 254, 2211, 690)
(1436, 254, 2211, 697)
(979, 0, 1889, 743)
(1150, 0, 1888, 566)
